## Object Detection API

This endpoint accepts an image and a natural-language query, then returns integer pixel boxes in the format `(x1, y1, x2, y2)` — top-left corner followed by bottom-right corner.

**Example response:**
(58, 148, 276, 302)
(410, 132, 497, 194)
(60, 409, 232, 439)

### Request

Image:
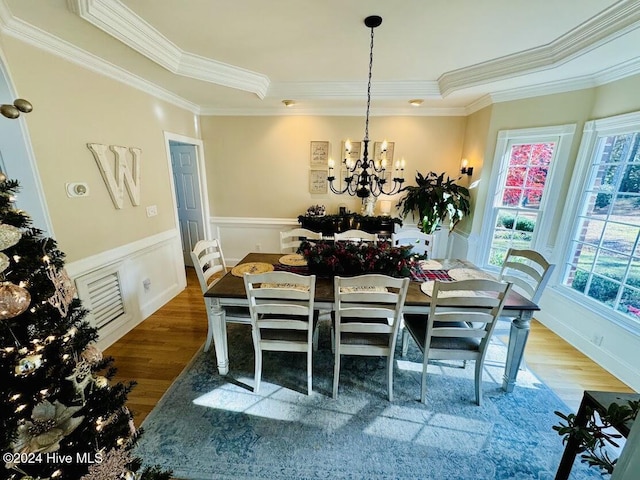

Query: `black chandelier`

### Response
(327, 15, 405, 198)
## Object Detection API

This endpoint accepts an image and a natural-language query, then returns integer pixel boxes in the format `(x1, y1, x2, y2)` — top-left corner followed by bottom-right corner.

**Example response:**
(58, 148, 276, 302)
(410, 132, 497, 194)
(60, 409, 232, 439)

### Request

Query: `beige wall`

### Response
(469, 89, 597, 243)
(200, 115, 468, 219)
(1, 36, 198, 262)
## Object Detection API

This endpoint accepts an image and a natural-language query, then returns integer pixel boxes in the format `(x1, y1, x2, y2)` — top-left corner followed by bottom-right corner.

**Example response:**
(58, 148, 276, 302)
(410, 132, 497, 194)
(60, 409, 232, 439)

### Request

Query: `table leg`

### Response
(502, 309, 533, 392)
(205, 297, 230, 376)
(555, 393, 590, 480)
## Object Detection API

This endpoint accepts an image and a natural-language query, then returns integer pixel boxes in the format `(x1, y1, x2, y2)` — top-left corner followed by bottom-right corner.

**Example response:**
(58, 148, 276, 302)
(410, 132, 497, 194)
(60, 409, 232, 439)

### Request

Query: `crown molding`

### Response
(0, 2, 200, 113)
(268, 80, 442, 99)
(439, 0, 640, 97)
(68, 0, 270, 98)
(198, 105, 466, 117)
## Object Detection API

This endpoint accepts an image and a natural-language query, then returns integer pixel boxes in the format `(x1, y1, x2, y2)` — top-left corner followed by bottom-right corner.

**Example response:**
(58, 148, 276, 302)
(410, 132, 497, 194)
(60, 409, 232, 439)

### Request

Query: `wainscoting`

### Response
(66, 229, 186, 350)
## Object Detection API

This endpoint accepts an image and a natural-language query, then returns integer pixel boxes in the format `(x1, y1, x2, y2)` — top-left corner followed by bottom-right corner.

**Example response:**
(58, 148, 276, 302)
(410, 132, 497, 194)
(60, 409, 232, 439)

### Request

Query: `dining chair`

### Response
(498, 248, 554, 304)
(243, 271, 318, 395)
(332, 274, 410, 401)
(403, 279, 512, 405)
(333, 229, 378, 244)
(280, 228, 323, 253)
(392, 229, 433, 257)
(191, 239, 251, 352)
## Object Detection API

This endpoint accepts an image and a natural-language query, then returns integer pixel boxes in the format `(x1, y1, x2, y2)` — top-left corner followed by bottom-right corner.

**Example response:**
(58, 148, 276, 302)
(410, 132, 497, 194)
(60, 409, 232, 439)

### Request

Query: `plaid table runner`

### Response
(410, 267, 454, 283)
(274, 264, 310, 275)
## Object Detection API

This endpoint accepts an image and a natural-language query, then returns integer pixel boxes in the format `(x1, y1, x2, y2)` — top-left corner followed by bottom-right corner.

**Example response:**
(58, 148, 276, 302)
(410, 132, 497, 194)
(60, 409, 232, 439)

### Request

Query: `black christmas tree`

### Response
(0, 174, 170, 480)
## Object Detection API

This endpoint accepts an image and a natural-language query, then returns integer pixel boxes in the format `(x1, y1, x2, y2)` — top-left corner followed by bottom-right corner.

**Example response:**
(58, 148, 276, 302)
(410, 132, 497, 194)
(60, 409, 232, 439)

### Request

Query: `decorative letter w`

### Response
(87, 143, 141, 209)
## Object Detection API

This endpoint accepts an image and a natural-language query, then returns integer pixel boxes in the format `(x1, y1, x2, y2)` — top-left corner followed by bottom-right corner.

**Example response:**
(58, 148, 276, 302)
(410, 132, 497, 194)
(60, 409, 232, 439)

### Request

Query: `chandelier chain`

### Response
(364, 25, 375, 142)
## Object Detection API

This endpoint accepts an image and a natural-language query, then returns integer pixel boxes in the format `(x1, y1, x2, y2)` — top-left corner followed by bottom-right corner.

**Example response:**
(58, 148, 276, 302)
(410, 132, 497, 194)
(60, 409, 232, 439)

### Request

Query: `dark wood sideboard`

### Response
(298, 214, 401, 238)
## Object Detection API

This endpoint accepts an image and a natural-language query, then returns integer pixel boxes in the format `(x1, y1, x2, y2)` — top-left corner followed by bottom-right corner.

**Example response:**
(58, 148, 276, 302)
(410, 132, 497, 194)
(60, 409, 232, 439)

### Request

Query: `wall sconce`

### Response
(460, 158, 473, 176)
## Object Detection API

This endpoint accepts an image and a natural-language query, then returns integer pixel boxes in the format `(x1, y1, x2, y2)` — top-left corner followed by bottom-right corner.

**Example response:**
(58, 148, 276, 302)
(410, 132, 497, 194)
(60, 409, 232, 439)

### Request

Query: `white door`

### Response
(170, 142, 204, 266)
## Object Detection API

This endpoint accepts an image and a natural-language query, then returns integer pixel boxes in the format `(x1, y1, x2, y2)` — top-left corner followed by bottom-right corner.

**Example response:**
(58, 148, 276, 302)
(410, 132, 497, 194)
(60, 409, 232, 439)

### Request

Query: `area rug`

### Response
(135, 321, 600, 480)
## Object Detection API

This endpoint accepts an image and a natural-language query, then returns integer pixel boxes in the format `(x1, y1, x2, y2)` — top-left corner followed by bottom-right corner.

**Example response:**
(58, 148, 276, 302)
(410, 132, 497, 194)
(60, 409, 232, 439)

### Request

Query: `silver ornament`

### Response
(15, 354, 43, 376)
(0, 224, 22, 250)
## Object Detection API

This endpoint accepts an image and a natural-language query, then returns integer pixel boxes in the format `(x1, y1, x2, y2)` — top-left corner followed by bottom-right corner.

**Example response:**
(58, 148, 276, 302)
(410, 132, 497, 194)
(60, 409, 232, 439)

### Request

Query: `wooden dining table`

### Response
(204, 252, 540, 393)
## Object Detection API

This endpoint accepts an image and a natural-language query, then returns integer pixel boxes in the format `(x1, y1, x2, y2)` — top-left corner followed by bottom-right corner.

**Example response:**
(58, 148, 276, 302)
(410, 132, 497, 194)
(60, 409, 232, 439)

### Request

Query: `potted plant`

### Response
(396, 171, 471, 234)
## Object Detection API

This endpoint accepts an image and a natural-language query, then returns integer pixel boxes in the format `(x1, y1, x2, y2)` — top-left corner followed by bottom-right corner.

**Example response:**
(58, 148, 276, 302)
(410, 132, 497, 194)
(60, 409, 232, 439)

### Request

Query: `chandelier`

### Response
(328, 15, 405, 198)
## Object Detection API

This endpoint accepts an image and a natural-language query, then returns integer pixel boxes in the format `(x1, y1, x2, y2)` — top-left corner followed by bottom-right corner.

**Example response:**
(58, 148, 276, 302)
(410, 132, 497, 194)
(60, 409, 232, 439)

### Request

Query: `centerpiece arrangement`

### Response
(298, 239, 423, 277)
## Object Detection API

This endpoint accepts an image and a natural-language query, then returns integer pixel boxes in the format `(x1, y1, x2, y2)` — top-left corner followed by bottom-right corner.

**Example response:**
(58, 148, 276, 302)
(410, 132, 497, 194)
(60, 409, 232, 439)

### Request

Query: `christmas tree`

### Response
(0, 174, 171, 479)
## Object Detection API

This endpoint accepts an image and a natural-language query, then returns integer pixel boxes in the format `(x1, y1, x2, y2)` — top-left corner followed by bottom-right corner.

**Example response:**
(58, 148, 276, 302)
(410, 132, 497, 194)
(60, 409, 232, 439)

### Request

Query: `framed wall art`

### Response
(310, 141, 329, 166)
(374, 141, 394, 164)
(342, 140, 362, 162)
(309, 169, 328, 194)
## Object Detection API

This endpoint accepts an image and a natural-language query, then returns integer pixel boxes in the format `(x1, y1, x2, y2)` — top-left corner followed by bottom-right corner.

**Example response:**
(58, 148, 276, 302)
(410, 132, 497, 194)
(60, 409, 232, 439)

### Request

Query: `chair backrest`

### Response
(392, 229, 433, 256)
(427, 279, 512, 356)
(280, 228, 323, 253)
(190, 239, 227, 294)
(498, 248, 554, 303)
(334, 274, 410, 342)
(334, 229, 378, 244)
(243, 271, 316, 328)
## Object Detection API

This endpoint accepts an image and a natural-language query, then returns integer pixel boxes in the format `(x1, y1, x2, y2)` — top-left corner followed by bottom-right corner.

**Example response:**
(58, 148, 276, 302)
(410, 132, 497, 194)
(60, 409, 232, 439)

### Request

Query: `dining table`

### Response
(203, 252, 540, 393)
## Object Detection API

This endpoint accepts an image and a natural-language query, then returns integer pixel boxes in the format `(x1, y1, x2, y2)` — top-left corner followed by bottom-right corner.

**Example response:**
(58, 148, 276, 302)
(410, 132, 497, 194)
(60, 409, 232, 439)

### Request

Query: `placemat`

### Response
(419, 259, 443, 270)
(231, 262, 275, 277)
(448, 268, 497, 281)
(279, 254, 307, 266)
(420, 281, 479, 298)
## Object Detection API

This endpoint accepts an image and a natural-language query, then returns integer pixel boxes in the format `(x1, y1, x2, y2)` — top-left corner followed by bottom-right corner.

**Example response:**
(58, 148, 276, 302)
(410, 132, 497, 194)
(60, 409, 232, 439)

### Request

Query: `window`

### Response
(480, 125, 575, 269)
(560, 111, 640, 328)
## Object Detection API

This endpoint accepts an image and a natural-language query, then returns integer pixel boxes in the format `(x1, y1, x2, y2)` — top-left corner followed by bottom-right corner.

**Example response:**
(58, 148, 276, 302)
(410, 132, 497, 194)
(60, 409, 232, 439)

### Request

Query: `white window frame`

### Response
(556, 111, 640, 333)
(479, 124, 576, 271)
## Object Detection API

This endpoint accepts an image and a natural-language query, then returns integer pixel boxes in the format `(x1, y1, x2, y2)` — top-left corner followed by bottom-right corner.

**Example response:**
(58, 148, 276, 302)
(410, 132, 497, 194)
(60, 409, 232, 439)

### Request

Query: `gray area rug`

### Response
(135, 321, 600, 479)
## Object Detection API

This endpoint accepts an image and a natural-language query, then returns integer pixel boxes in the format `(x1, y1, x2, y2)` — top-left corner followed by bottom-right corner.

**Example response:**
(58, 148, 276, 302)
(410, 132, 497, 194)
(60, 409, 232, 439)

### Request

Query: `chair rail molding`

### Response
(66, 229, 185, 349)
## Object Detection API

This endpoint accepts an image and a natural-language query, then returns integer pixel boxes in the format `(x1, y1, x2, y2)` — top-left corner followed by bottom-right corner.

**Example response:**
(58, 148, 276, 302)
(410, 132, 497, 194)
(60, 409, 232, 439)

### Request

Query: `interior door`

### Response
(170, 142, 204, 266)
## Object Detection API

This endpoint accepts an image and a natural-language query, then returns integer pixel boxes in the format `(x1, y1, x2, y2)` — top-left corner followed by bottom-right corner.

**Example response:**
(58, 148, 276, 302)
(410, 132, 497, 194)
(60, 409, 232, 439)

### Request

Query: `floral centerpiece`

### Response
(298, 239, 423, 277)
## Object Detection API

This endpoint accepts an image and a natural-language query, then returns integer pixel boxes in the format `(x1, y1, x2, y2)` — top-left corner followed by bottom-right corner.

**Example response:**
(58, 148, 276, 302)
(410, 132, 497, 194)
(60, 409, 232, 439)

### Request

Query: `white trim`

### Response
(65, 229, 178, 277)
(163, 132, 212, 243)
(68, 0, 269, 98)
(211, 216, 299, 228)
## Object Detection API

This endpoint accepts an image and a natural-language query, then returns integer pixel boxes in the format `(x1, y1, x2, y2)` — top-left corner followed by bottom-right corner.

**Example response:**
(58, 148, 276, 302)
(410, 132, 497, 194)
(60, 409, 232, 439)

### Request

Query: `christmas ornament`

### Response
(81, 344, 103, 365)
(80, 447, 132, 480)
(121, 470, 137, 480)
(46, 266, 76, 317)
(94, 375, 109, 389)
(0, 282, 31, 320)
(14, 354, 43, 376)
(65, 360, 93, 404)
(0, 252, 9, 272)
(11, 400, 84, 454)
(0, 223, 22, 250)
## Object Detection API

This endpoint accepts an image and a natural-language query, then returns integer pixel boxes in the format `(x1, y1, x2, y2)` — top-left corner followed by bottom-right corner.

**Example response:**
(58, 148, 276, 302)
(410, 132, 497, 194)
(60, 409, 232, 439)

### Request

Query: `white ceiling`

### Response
(2, 0, 640, 115)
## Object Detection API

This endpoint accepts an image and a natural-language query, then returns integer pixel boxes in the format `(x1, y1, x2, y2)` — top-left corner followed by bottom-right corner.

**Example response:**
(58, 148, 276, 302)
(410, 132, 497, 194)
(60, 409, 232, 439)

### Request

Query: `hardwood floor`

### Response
(105, 267, 635, 424)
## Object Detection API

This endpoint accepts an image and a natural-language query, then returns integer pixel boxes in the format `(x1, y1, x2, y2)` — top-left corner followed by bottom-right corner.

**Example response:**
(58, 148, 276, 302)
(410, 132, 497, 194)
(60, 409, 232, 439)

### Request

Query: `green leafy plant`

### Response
(553, 400, 640, 475)
(396, 171, 471, 234)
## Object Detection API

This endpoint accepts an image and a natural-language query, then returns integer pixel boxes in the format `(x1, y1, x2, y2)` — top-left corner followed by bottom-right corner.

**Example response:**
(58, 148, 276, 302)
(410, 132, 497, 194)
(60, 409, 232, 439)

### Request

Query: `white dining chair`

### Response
(333, 229, 378, 244)
(280, 228, 323, 253)
(403, 279, 512, 405)
(392, 229, 433, 257)
(243, 271, 318, 395)
(498, 248, 554, 304)
(332, 274, 410, 401)
(191, 239, 251, 352)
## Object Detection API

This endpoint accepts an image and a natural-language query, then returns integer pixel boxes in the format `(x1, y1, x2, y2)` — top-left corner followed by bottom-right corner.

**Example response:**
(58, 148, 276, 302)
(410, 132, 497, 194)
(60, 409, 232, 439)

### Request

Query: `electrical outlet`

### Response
(256, 243, 262, 252)
(591, 334, 603, 346)
(146, 205, 158, 217)
(143, 278, 151, 291)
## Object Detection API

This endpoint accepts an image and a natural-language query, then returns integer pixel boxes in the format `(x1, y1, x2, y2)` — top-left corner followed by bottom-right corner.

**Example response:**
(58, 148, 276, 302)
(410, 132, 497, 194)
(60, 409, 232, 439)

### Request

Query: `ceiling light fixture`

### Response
(409, 99, 423, 107)
(282, 100, 295, 107)
(328, 15, 405, 198)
